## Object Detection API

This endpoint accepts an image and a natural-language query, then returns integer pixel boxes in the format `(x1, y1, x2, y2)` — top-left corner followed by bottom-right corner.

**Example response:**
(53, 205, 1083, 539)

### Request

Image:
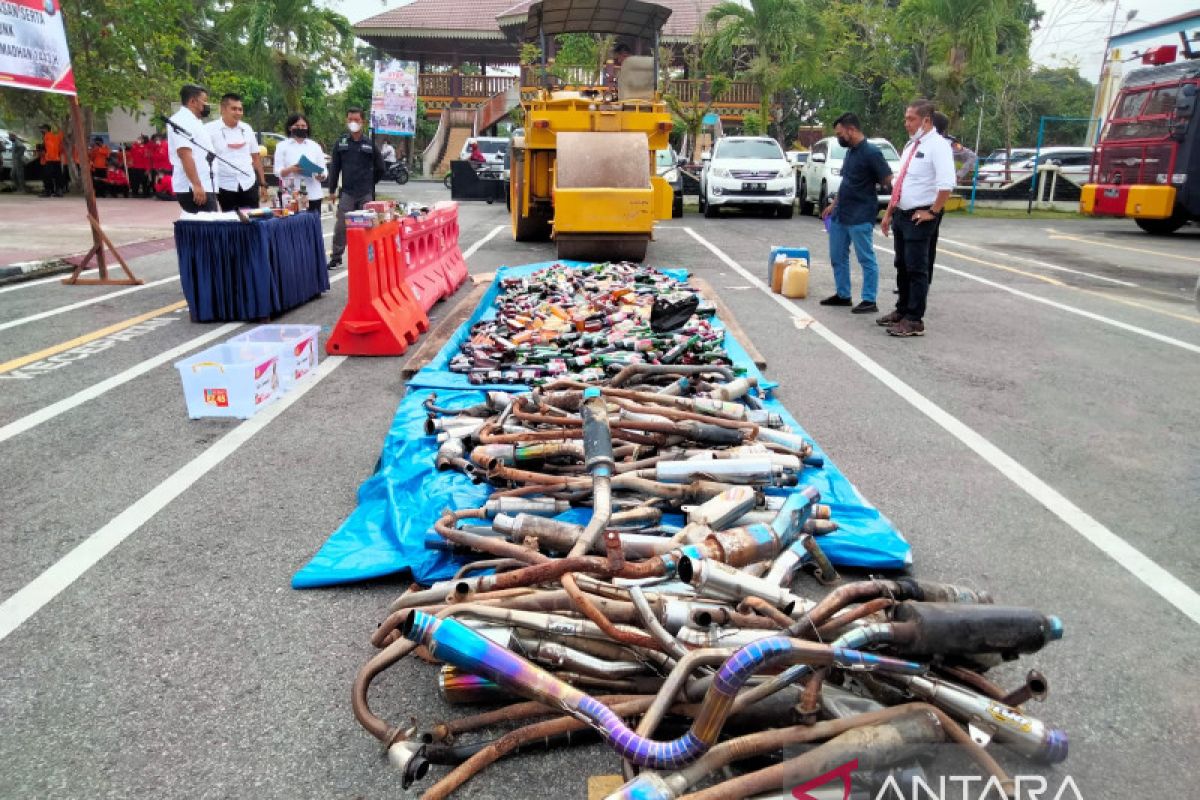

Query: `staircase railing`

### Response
(474, 84, 522, 135)
(421, 108, 474, 178)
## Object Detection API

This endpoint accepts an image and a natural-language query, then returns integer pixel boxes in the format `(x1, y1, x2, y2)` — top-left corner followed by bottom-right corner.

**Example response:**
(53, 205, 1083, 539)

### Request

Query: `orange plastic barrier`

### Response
(433, 201, 469, 294)
(400, 213, 451, 312)
(326, 220, 429, 356)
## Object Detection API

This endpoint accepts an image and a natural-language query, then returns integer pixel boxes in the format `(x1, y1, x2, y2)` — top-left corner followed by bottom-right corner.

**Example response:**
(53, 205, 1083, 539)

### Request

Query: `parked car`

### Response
(656, 148, 684, 218)
(698, 136, 795, 218)
(798, 136, 901, 216)
(977, 146, 1093, 187)
(460, 137, 508, 169)
(0, 129, 37, 183)
(786, 150, 808, 196)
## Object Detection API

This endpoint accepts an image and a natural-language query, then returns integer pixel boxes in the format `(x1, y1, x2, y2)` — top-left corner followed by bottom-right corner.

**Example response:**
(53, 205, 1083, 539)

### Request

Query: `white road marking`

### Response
(684, 226, 1200, 626)
(0, 271, 95, 294)
(463, 224, 506, 259)
(875, 242, 1200, 356)
(0, 271, 349, 445)
(0, 322, 242, 444)
(0, 276, 180, 332)
(936, 236, 1138, 287)
(0, 355, 348, 642)
(2, 233, 330, 297)
(1045, 227, 1200, 264)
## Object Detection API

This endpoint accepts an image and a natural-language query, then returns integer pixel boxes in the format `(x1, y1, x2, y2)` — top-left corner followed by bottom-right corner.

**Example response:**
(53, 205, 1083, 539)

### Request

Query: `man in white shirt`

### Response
(878, 98, 955, 337)
(380, 138, 396, 166)
(167, 83, 218, 213)
(205, 92, 268, 212)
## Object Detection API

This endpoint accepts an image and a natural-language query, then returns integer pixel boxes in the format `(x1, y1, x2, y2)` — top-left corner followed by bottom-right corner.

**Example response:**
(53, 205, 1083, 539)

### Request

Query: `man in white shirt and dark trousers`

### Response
(878, 99, 955, 337)
(205, 93, 268, 212)
(167, 84, 218, 213)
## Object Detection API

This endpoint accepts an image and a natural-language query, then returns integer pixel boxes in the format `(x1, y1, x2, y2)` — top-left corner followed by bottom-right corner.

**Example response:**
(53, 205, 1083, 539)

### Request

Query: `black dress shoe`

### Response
(852, 301, 878, 314)
(818, 294, 852, 306)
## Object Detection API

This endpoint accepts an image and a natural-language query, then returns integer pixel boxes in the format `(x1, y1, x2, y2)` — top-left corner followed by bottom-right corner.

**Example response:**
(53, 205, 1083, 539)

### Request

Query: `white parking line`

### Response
(464, 224, 506, 258)
(0, 271, 95, 295)
(0, 355, 348, 642)
(684, 226, 1200, 626)
(874, 242, 1200, 355)
(936, 236, 1138, 287)
(0, 269, 349, 445)
(0, 223, 494, 637)
(0, 322, 241, 444)
(0, 276, 180, 332)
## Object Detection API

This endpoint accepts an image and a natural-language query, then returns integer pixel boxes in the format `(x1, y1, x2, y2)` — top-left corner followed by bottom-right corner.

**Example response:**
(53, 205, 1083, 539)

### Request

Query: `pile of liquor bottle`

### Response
(449, 262, 735, 386)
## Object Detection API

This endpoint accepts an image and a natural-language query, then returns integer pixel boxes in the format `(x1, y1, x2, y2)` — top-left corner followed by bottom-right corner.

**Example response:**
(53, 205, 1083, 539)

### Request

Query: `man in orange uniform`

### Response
(39, 124, 64, 197)
(89, 137, 111, 192)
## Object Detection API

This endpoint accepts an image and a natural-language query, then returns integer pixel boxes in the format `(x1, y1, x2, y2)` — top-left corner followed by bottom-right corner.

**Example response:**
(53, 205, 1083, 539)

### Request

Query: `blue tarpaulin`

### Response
(292, 262, 912, 589)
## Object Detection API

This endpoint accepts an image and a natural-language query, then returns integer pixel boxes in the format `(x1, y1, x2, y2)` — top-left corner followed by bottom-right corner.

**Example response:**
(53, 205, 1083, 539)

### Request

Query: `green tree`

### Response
(897, 0, 1039, 121)
(663, 36, 730, 162)
(218, 0, 354, 113)
(705, 0, 822, 137)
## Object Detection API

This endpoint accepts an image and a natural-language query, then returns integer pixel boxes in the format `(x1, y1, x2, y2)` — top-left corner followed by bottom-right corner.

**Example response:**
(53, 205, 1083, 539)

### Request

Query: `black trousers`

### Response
(41, 161, 62, 195)
(927, 210, 944, 285)
(217, 185, 260, 212)
(129, 168, 147, 196)
(176, 192, 218, 213)
(892, 209, 938, 322)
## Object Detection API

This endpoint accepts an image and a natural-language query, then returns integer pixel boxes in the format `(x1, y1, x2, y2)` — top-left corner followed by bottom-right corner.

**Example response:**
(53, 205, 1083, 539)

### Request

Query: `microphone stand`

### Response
(160, 115, 253, 193)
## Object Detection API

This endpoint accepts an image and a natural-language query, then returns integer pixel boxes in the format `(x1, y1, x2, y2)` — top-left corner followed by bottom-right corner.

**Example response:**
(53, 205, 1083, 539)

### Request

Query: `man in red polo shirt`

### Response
(128, 135, 150, 197)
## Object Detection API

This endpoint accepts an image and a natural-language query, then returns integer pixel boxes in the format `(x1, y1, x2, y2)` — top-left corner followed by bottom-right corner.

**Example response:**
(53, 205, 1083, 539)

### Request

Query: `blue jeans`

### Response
(829, 219, 879, 303)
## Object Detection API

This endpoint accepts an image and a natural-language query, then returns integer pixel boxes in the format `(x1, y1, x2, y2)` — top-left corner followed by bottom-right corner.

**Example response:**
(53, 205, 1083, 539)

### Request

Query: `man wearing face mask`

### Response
(819, 113, 892, 314)
(167, 83, 218, 212)
(206, 93, 268, 212)
(326, 107, 386, 270)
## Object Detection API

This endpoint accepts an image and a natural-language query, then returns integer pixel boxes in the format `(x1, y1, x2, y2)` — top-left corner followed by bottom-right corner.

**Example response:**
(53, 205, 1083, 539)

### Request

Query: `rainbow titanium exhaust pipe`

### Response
(401, 610, 924, 769)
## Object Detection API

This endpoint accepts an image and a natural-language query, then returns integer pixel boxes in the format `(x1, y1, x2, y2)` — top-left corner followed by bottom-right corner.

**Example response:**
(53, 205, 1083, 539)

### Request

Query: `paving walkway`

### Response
(0, 194, 181, 272)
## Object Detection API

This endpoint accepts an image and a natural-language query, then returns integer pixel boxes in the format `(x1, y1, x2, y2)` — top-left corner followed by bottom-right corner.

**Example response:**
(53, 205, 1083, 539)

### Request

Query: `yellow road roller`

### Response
(510, 0, 676, 262)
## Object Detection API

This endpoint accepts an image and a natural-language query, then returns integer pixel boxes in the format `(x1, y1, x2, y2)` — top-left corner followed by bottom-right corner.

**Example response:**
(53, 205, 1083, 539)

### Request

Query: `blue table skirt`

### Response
(174, 212, 330, 322)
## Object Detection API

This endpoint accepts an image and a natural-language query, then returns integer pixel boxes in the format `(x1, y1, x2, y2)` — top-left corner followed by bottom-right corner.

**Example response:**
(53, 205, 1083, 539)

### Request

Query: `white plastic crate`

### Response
(175, 342, 282, 419)
(228, 325, 320, 390)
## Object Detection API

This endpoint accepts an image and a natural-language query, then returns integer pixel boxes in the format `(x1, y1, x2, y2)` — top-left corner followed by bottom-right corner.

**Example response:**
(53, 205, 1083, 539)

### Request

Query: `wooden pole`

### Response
(62, 95, 142, 286)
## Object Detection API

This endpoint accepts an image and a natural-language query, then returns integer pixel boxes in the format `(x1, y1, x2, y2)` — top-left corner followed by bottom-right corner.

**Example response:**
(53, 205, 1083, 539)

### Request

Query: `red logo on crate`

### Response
(204, 388, 230, 408)
(254, 359, 276, 380)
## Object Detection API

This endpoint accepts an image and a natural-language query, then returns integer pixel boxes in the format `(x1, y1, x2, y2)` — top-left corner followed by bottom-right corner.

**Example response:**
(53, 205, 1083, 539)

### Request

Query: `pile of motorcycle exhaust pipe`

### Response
(352, 372, 1067, 799)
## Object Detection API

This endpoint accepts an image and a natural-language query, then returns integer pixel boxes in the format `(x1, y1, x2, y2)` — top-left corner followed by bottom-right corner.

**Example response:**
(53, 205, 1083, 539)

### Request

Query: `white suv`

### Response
(699, 137, 795, 218)
(798, 136, 901, 216)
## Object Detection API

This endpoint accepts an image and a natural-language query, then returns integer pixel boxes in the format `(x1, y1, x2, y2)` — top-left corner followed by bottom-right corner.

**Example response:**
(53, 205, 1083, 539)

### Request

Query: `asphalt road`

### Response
(1, 184, 1198, 800)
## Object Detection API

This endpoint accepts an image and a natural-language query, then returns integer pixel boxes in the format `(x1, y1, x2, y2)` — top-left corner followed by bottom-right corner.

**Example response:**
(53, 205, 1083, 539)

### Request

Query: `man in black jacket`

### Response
(327, 107, 385, 269)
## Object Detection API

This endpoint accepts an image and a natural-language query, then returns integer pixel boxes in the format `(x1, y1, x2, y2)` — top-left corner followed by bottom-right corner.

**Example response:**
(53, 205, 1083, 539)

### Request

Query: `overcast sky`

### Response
(326, 0, 1198, 83)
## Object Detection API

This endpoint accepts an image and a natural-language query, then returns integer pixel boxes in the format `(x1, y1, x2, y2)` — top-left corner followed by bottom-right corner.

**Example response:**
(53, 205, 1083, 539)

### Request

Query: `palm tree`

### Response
(899, 0, 1035, 119)
(705, 0, 822, 131)
(219, 0, 353, 113)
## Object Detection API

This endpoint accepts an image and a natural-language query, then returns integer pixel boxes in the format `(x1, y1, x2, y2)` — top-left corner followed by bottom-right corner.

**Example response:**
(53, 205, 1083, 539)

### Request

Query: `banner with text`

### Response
(370, 59, 417, 137)
(0, 0, 76, 95)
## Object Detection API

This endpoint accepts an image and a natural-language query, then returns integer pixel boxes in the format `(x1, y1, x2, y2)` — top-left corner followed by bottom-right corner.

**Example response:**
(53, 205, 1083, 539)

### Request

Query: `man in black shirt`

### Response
(819, 113, 893, 314)
(327, 107, 385, 269)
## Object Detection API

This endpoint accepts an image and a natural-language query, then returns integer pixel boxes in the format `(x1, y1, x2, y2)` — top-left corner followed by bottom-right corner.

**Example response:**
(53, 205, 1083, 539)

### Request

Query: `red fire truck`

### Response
(1082, 50, 1199, 234)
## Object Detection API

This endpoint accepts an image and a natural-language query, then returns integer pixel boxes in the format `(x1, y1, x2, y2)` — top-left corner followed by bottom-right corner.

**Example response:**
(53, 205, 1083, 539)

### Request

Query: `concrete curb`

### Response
(0, 258, 74, 285)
